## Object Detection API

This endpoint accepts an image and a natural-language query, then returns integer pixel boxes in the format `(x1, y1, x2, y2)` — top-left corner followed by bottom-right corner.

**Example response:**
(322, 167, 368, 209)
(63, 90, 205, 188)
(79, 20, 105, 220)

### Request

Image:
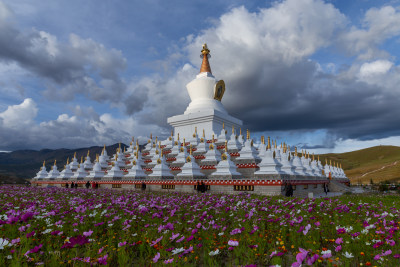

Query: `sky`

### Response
(0, 0, 400, 153)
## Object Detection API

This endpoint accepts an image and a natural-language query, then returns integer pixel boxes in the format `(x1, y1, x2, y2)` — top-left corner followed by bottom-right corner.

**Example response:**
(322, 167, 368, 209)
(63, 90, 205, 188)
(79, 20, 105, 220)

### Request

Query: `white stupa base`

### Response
(168, 109, 242, 141)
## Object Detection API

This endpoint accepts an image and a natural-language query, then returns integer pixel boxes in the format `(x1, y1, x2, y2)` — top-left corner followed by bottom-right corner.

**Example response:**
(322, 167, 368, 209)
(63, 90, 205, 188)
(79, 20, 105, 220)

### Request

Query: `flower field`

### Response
(0, 186, 399, 266)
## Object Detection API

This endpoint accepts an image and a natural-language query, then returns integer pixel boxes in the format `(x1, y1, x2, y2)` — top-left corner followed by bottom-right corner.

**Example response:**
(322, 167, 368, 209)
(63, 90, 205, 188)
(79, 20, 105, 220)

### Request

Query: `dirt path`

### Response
(360, 161, 398, 177)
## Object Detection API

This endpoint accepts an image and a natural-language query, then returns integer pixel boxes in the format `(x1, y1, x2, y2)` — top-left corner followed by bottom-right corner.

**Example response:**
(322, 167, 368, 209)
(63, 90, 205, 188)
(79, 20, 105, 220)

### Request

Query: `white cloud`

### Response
(0, 98, 37, 127)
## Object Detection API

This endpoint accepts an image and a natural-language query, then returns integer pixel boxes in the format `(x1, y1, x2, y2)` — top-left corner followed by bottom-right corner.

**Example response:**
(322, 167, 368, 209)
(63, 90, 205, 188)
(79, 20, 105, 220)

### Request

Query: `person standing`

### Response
(141, 182, 146, 191)
(85, 181, 90, 189)
(71, 182, 74, 189)
(323, 183, 328, 195)
(288, 183, 293, 197)
(74, 183, 78, 189)
(65, 183, 69, 188)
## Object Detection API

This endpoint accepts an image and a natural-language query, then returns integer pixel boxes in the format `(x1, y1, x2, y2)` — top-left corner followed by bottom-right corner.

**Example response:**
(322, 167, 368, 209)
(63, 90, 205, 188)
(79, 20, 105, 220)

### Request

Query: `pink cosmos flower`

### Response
(176, 236, 185, 243)
(335, 245, 342, 252)
(152, 252, 160, 263)
(83, 230, 93, 237)
(335, 237, 343, 244)
(303, 224, 311, 235)
(164, 258, 174, 264)
(170, 233, 179, 241)
(97, 254, 108, 265)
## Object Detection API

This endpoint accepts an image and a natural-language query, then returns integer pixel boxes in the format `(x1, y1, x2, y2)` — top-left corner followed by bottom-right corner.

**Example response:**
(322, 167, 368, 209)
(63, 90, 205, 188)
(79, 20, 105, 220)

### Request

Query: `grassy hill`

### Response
(319, 145, 400, 184)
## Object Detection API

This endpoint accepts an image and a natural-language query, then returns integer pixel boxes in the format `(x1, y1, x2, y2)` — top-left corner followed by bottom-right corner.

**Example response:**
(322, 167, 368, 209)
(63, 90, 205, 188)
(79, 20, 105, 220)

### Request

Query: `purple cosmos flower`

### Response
(61, 235, 89, 249)
(335, 237, 343, 244)
(97, 254, 108, 265)
(335, 245, 342, 252)
(303, 224, 311, 235)
(152, 252, 160, 263)
(150, 236, 163, 247)
(164, 258, 174, 264)
(170, 233, 179, 241)
(176, 236, 185, 243)
(306, 254, 319, 265)
(83, 230, 93, 237)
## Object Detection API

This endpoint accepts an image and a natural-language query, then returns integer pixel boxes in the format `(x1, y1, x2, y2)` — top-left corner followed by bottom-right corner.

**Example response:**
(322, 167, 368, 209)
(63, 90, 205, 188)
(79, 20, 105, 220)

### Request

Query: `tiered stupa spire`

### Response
(200, 43, 211, 74)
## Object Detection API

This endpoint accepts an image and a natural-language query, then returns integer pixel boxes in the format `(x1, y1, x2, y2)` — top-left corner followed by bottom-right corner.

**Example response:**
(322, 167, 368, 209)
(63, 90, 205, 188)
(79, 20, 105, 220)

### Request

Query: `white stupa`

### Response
(69, 153, 79, 171)
(98, 149, 109, 169)
(255, 149, 283, 176)
(189, 127, 200, 146)
(104, 154, 124, 179)
(194, 130, 208, 155)
(291, 148, 306, 176)
(59, 159, 74, 179)
(83, 151, 93, 170)
(216, 123, 228, 145)
(47, 160, 60, 179)
(177, 145, 204, 179)
(169, 136, 181, 157)
(168, 44, 242, 140)
(201, 135, 221, 164)
(210, 142, 241, 179)
(73, 157, 88, 179)
(236, 130, 260, 162)
(148, 152, 174, 179)
(34, 161, 48, 179)
(227, 126, 242, 152)
(125, 151, 147, 179)
(280, 145, 295, 175)
(87, 155, 105, 179)
(174, 140, 189, 165)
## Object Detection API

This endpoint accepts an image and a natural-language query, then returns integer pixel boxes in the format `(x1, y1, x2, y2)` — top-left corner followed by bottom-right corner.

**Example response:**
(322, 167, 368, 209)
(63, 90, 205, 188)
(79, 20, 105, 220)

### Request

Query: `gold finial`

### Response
(132, 136, 134, 142)
(195, 127, 197, 134)
(200, 44, 212, 74)
(67, 158, 69, 165)
(96, 154, 99, 162)
(150, 133, 152, 140)
(330, 159, 332, 166)
(318, 155, 320, 162)
(183, 138, 186, 146)
(80, 156, 83, 164)
(225, 140, 228, 152)
(136, 148, 139, 159)
(267, 137, 271, 149)
(87, 150, 90, 157)
(190, 145, 192, 155)
(232, 125, 235, 134)
(115, 153, 118, 161)
(222, 123, 224, 130)
(246, 129, 250, 140)
(161, 149, 163, 158)
(43, 160, 45, 167)
(202, 129, 205, 138)
(124, 146, 126, 153)
(212, 134, 215, 143)
(54, 159, 56, 166)
(240, 128, 242, 136)
(177, 133, 180, 141)
(74, 152, 76, 158)
(312, 153, 315, 161)
(295, 147, 297, 155)
(119, 142, 121, 150)
(274, 140, 277, 149)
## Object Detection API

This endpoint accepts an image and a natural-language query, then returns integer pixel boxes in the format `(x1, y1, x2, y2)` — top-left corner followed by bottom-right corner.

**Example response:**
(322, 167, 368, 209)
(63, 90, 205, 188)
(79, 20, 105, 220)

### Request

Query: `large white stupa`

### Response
(167, 44, 242, 141)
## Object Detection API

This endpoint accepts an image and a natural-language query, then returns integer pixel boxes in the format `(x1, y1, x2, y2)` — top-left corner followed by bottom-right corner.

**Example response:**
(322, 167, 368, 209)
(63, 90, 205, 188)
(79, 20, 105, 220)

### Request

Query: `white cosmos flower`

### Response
(0, 239, 10, 250)
(171, 247, 185, 255)
(209, 249, 220, 256)
(343, 252, 354, 258)
(218, 232, 224, 236)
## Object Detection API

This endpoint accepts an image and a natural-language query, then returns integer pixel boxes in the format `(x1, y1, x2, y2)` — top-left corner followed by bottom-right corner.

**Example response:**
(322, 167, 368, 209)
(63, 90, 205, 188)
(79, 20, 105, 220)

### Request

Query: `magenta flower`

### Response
(97, 254, 108, 265)
(150, 236, 163, 247)
(335, 237, 343, 244)
(335, 245, 342, 252)
(176, 236, 185, 243)
(170, 233, 179, 241)
(26, 231, 35, 238)
(303, 224, 311, 235)
(164, 258, 174, 264)
(306, 254, 319, 265)
(118, 241, 127, 247)
(152, 252, 160, 263)
(61, 235, 89, 249)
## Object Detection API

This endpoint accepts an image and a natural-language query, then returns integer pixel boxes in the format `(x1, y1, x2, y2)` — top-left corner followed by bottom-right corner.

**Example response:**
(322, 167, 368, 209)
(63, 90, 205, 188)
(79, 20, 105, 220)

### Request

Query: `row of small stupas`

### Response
(33, 126, 348, 181)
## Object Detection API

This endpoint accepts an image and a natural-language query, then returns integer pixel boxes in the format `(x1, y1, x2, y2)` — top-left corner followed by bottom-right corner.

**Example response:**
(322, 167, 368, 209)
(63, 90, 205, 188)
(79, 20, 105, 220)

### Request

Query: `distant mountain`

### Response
(0, 143, 131, 183)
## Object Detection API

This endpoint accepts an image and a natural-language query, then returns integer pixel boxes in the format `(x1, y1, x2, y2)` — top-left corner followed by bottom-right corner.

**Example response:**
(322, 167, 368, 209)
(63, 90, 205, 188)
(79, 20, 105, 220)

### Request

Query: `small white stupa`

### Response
(302, 152, 313, 176)
(83, 150, 93, 170)
(210, 141, 241, 179)
(201, 135, 221, 165)
(148, 151, 174, 179)
(69, 152, 79, 171)
(174, 139, 189, 165)
(216, 123, 228, 145)
(291, 148, 306, 176)
(169, 134, 181, 157)
(189, 127, 200, 146)
(255, 148, 283, 176)
(125, 149, 147, 179)
(194, 130, 208, 155)
(236, 130, 260, 162)
(73, 157, 88, 179)
(99, 148, 109, 169)
(47, 160, 60, 179)
(114, 148, 126, 168)
(104, 154, 124, 179)
(324, 160, 332, 178)
(59, 158, 74, 179)
(87, 155, 105, 179)
(143, 134, 153, 152)
(178, 145, 204, 179)
(257, 136, 267, 158)
(280, 145, 295, 175)
(227, 126, 242, 152)
(34, 161, 48, 179)
(237, 128, 245, 146)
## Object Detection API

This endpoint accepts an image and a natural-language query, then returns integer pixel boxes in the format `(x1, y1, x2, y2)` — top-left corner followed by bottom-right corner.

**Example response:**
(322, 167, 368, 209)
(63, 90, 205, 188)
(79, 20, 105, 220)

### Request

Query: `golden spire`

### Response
(295, 147, 297, 155)
(54, 159, 56, 166)
(190, 145, 192, 155)
(132, 136, 134, 142)
(177, 133, 180, 141)
(119, 142, 121, 150)
(161, 148, 163, 158)
(200, 43, 212, 73)
(87, 150, 90, 157)
(222, 122, 224, 130)
(195, 127, 197, 134)
(183, 138, 186, 146)
(124, 146, 126, 153)
(330, 159, 332, 166)
(274, 140, 277, 149)
(171, 130, 173, 137)
(96, 154, 99, 162)
(212, 134, 215, 143)
(232, 125, 235, 134)
(80, 156, 83, 164)
(115, 153, 118, 161)
(150, 133, 152, 140)
(312, 153, 315, 161)
(225, 140, 228, 152)
(267, 136, 271, 149)
(67, 158, 69, 165)
(136, 148, 139, 159)
(246, 129, 250, 140)
(240, 128, 242, 136)
(43, 160, 45, 167)
(74, 152, 76, 158)
(318, 155, 320, 162)
(202, 129, 205, 138)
